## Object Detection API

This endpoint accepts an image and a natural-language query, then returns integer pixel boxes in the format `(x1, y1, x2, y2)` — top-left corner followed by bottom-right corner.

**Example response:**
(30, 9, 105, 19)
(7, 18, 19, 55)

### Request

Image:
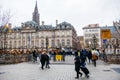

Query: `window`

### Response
(23, 40, 25, 46)
(32, 41, 34, 47)
(36, 32, 39, 38)
(36, 40, 39, 47)
(57, 32, 60, 37)
(14, 33, 16, 38)
(19, 41, 21, 47)
(31, 33, 35, 38)
(18, 34, 21, 39)
(62, 39, 65, 46)
(52, 32, 54, 37)
(39, 32, 41, 37)
(67, 39, 70, 46)
(46, 32, 49, 37)
(14, 41, 16, 48)
(57, 39, 60, 46)
(41, 32, 44, 37)
(41, 40, 44, 48)
(51, 40, 55, 47)
(67, 31, 70, 36)
(62, 32, 64, 36)
(22, 33, 25, 39)
(10, 41, 12, 48)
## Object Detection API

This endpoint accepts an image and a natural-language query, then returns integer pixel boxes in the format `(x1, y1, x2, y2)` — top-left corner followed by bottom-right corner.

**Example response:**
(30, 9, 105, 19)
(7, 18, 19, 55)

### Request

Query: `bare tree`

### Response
(0, 7, 12, 50)
(113, 21, 120, 37)
(0, 7, 12, 26)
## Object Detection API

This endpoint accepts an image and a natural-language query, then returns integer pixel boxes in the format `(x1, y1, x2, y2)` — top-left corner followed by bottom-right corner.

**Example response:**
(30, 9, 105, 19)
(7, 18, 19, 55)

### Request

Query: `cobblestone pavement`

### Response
(0, 56, 120, 80)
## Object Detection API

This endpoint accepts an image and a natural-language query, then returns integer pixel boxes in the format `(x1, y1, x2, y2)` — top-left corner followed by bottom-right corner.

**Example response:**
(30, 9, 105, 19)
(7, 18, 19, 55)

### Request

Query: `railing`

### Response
(105, 54, 120, 64)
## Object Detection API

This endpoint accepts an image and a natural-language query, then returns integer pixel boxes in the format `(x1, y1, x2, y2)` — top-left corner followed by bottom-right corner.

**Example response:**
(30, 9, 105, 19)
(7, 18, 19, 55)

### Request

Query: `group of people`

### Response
(32, 50, 50, 69)
(74, 48, 100, 79)
(40, 51, 50, 69)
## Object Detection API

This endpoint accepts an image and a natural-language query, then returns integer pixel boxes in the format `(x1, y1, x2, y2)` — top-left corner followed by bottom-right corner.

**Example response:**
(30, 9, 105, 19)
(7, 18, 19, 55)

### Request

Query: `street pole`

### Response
(46, 37, 49, 51)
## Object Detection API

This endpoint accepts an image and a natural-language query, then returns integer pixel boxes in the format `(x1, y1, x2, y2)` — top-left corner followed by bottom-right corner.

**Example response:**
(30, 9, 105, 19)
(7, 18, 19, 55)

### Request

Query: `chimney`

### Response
(56, 20, 58, 26)
(42, 21, 44, 25)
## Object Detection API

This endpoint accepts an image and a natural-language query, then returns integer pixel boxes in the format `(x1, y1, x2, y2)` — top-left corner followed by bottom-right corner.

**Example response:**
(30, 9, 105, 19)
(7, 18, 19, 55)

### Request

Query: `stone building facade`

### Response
(0, 1, 80, 52)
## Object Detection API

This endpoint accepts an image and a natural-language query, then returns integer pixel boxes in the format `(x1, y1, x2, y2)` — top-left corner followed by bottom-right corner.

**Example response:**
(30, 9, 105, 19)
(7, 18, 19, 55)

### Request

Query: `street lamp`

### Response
(46, 37, 49, 51)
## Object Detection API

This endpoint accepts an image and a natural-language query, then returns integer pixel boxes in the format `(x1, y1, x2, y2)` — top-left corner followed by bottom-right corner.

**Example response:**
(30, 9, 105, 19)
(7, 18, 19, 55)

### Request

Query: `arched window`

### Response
(14, 41, 16, 48)
(51, 40, 55, 48)
(41, 40, 44, 48)
(67, 39, 70, 46)
(62, 39, 65, 46)
(10, 41, 12, 48)
(19, 41, 21, 48)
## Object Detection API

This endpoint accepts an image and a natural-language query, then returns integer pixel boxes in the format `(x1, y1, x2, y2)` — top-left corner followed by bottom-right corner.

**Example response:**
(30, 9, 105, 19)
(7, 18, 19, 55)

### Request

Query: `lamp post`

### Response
(46, 37, 49, 51)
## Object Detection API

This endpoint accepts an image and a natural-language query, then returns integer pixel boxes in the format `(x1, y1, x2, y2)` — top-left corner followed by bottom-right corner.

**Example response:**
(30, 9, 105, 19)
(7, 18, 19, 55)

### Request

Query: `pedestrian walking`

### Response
(53, 51, 56, 61)
(80, 59, 89, 78)
(92, 49, 98, 67)
(80, 49, 88, 63)
(40, 52, 46, 69)
(45, 51, 50, 69)
(62, 50, 66, 61)
(74, 52, 82, 79)
(32, 50, 37, 62)
(87, 49, 92, 63)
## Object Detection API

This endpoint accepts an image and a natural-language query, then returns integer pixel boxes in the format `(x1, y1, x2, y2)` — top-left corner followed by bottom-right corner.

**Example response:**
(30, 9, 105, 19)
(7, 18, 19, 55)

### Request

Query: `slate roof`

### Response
(11, 21, 74, 32)
(100, 26, 116, 33)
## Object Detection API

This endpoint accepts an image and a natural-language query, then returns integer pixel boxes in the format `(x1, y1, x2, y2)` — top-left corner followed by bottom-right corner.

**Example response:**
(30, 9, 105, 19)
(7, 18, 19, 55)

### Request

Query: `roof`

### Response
(11, 21, 75, 32)
(83, 24, 100, 29)
(24, 21, 39, 28)
(100, 26, 116, 33)
(56, 21, 74, 29)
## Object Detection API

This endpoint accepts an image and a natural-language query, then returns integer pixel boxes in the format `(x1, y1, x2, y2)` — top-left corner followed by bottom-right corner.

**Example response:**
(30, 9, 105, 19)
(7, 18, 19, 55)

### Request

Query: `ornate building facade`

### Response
(0, 1, 80, 52)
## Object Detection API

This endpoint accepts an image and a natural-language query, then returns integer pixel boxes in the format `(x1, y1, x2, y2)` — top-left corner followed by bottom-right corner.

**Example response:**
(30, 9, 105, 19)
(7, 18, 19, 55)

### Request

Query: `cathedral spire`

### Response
(32, 0, 40, 25)
(34, 1, 38, 13)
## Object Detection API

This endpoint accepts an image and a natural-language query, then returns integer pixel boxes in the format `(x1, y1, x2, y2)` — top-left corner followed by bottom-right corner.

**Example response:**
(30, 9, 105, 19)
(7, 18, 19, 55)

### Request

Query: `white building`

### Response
(83, 24, 101, 49)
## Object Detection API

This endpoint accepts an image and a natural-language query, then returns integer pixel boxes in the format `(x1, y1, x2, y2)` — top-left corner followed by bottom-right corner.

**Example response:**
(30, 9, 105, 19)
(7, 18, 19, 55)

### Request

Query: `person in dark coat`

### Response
(53, 51, 56, 61)
(80, 49, 87, 63)
(45, 52, 50, 69)
(80, 59, 90, 78)
(74, 52, 82, 79)
(32, 50, 37, 62)
(87, 50, 92, 63)
(40, 52, 46, 69)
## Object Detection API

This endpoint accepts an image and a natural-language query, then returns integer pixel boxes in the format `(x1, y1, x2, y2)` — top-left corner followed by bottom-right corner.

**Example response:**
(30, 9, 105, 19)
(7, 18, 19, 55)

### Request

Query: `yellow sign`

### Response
(56, 55, 62, 61)
(101, 29, 111, 39)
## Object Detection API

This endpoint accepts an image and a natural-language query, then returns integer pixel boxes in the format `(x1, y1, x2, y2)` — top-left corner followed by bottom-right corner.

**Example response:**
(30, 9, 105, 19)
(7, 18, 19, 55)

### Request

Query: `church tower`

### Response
(32, 1, 40, 25)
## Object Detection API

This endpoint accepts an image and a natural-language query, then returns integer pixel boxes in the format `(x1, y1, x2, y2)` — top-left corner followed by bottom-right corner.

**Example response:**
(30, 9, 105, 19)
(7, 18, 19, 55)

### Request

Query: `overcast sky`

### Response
(0, 0, 120, 36)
